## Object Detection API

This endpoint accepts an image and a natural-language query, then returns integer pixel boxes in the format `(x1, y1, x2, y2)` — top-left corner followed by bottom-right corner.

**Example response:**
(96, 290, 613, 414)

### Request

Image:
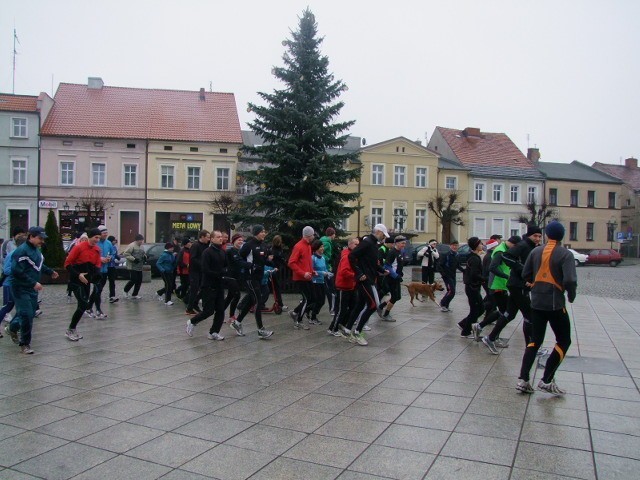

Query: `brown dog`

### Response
(403, 281, 445, 307)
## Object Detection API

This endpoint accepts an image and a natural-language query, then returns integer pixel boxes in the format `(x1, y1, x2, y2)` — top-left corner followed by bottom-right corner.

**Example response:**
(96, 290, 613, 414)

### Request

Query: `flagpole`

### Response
(12, 28, 17, 94)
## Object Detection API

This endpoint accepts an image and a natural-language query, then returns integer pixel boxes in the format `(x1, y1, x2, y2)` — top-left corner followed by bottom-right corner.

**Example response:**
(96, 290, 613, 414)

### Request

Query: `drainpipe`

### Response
(36, 124, 42, 225)
(144, 139, 149, 240)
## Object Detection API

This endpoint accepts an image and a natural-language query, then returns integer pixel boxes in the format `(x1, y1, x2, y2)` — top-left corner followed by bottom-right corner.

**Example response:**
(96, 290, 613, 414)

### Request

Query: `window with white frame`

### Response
(371, 206, 383, 226)
(187, 166, 201, 190)
(217, 167, 230, 190)
(91, 163, 106, 187)
(510, 219, 522, 237)
(527, 186, 538, 204)
(11, 117, 27, 138)
(493, 184, 503, 203)
(11, 158, 27, 185)
(474, 182, 486, 202)
(510, 185, 520, 203)
(491, 218, 504, 238)
(123, 164, 137, 187)
(371, 164, 384, 185)
(60, 162, 75, 185)
(415, 167, 427, 188)
(335, 217, 348, 231)
(445, 176, 457, 190)
(161, 165, 175, 189)
(473, 218, 487, 238)
(394, 165, 406, 187)
(415, 207, 427, 232)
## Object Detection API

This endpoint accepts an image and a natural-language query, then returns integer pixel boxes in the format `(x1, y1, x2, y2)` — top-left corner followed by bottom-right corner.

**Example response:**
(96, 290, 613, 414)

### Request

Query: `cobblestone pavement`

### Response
(1, 268, 639, 479)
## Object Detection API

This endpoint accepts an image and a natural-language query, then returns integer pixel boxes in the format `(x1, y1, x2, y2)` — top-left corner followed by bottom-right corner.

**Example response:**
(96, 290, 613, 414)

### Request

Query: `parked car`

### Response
(567, 248, 588, 267)
(586, 248, 623, 267)
(115, 242, 166, 279)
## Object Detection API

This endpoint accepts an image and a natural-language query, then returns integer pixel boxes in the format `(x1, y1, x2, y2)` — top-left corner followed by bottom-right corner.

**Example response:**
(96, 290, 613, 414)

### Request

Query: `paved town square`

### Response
(0, 265, 638, 479)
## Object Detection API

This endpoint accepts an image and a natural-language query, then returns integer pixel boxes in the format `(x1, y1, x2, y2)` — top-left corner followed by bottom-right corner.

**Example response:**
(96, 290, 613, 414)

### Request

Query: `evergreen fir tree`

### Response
(235, 8, 360, 244)
(42, 209, 66, 268)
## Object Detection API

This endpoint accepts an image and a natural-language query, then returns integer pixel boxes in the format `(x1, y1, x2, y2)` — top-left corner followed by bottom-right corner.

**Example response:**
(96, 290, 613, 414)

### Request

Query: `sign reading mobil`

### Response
(38, 200, 58, 209)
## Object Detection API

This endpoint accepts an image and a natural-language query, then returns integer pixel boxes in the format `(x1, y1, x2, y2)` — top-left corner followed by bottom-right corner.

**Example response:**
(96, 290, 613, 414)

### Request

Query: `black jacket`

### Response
(239, 237, 270, 281)
(226, 246, 249, 280)
(200, 244, 227, 288)
(438, 250, 464, 279)
(463, 252, 483, 288)
(503, 237, 537, 288)
(349, 234, 386, 282)
(189, 240, 209, 277)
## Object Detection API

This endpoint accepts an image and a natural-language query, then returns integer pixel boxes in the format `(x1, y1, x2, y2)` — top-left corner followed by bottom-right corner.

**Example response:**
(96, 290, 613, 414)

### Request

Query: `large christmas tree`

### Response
(235, 9, 360, 244)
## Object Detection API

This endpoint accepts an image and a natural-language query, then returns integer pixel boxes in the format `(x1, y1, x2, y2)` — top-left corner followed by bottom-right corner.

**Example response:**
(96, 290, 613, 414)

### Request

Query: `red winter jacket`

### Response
(335, 248, 357, 291)
(288, 238, 313, 281)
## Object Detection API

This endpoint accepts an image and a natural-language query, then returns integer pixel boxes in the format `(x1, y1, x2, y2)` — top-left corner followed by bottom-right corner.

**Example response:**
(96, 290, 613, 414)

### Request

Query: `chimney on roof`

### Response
(199, 88, 205, 101)
(462, 127, 481, 138)
(88, 77, 104, 89)
(625, 157, 638, 169)
(527, 147, 541, 165)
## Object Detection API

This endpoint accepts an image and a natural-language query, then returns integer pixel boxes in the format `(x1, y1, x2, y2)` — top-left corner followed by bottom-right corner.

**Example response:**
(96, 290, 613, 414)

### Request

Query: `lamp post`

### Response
(394, 208, 408, 233)
(63, 202, 70, 211)
(606, 217, 618, 249)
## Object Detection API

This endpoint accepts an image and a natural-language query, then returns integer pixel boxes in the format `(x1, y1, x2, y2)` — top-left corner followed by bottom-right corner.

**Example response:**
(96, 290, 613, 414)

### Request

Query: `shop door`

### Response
(120, 211, 139, 245)
(9, 209, 29, 234)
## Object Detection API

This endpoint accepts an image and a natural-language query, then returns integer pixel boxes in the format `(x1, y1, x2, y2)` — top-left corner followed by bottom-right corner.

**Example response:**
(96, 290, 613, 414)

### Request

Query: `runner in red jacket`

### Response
(287, 226, 316, 330)
(328, 237, 360, 336)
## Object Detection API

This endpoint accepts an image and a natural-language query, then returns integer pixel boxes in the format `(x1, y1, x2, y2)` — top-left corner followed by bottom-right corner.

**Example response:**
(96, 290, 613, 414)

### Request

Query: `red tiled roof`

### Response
(41, 83, 242, 143)
(0, 94, 38, 112)
(592, 162, 640, 191)
(435, 126, 535, 168)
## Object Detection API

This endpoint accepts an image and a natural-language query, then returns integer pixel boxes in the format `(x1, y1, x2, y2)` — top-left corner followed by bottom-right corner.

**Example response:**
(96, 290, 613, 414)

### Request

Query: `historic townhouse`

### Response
(0, 93, 53, 238)
(538, 160, 623, 250)
(348, 137, 442, 243)
(40, 78, 242, 244)
(428, 127, 545, 240)
(592, 157, 640, 255)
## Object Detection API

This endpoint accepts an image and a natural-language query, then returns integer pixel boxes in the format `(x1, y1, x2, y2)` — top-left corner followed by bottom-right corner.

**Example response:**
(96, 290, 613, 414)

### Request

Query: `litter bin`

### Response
(142, 264, 152, 283)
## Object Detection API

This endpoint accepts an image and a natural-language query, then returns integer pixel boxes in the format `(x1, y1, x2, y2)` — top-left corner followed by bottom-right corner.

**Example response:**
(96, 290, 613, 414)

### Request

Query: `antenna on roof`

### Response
(527, 133, 530, 149)
(209, 81, 212, 92)
(12, 27, 20, 94)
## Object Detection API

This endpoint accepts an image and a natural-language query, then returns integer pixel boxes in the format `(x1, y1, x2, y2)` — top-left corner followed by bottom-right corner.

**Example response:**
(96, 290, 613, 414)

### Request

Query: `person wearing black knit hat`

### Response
(481, 226, 543, 355)
(516, 220, 576, 395)
(458, 237, 484, 337)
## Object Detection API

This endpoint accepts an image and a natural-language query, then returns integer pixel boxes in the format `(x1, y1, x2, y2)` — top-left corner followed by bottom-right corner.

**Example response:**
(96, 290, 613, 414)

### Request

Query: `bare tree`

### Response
(518, 199, 557, 227)
(209, 192, 238, 234)
(428, 191, 466, 244)
(77, 189, 110, 229)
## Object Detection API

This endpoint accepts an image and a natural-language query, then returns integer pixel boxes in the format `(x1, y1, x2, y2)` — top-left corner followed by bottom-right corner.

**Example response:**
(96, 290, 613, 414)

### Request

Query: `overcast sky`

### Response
(2, 0, 638, 166)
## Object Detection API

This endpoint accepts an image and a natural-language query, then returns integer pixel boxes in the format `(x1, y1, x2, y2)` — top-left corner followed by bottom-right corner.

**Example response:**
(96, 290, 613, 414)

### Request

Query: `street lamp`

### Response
(74, 202, 80, 212)
(63, 202, 70, 211)
(606, 216, 618, 249)
(394, 208, 408, 233)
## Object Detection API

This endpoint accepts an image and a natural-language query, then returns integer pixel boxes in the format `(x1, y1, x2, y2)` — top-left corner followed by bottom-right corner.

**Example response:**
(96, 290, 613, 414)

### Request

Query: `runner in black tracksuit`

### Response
(482, 225, 542, 354)
(347, 225, 389, 344)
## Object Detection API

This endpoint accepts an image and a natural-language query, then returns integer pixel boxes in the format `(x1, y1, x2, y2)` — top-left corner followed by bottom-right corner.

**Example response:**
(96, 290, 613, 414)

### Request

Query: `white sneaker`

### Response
(440, 306, 450, 312)
(124, 292, 130, 298)
(65, 329, 80, 341)
(85, 310, 95, 318)
(537, 379, 566, 395)
(207, 332, 224, 341)
(165, 301, 174, 306)
(34, 309, 43, 318)
(186, 320, 194, 337)
(132, 295, 143, 300)
(157, 295, 163, 301)
(362, 325, 371, 331)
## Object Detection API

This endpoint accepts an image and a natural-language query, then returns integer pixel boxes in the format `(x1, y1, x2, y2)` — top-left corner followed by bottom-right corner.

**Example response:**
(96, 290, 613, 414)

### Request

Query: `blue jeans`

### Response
(10, 286, 38, 346)
(0, 285, 15, 320)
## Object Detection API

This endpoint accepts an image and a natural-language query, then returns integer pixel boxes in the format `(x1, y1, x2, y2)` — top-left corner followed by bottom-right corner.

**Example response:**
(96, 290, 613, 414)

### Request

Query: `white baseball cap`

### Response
(373, 224, 390, 238)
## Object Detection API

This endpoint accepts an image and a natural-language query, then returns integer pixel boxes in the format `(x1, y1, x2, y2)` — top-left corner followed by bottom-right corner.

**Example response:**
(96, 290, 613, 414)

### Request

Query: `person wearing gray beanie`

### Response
(251, 225, 265, 237)
(287, 227, 317, 330)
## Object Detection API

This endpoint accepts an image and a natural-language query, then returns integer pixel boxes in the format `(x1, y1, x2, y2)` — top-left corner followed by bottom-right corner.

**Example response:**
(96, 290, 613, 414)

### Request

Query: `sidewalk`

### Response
(0, 285, 639, 479)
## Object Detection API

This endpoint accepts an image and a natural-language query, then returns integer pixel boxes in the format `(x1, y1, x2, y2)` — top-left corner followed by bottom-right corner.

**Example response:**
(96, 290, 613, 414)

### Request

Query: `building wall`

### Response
(39, 136, 147, 242)
(146, 140, 241, 241)
(467, 176, 544, 240)
(436, 167, 469, 243)
(546, 179, 623, 250)
(0, 110, 40, 237)
(344, 139, 441, 243)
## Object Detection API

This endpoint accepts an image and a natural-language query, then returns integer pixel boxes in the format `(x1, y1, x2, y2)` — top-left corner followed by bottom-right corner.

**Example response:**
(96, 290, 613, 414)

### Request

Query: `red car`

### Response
(586, 249, 623, 267)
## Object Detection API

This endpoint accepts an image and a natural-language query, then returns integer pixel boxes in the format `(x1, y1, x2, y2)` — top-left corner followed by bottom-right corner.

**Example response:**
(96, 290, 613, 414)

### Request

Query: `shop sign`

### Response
(171, 221, 202, 230)
(38, 200, 58, 209)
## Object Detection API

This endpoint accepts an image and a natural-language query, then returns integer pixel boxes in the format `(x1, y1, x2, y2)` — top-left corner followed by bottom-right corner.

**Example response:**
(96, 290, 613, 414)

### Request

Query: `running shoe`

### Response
(537, 380, 566, 395)
(482, 336, 499, 355)
(516, 379, 535, 394)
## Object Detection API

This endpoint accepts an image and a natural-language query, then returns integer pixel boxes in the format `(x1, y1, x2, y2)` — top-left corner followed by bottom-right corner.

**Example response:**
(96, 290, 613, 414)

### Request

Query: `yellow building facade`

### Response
(146, 141, 241, 242)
